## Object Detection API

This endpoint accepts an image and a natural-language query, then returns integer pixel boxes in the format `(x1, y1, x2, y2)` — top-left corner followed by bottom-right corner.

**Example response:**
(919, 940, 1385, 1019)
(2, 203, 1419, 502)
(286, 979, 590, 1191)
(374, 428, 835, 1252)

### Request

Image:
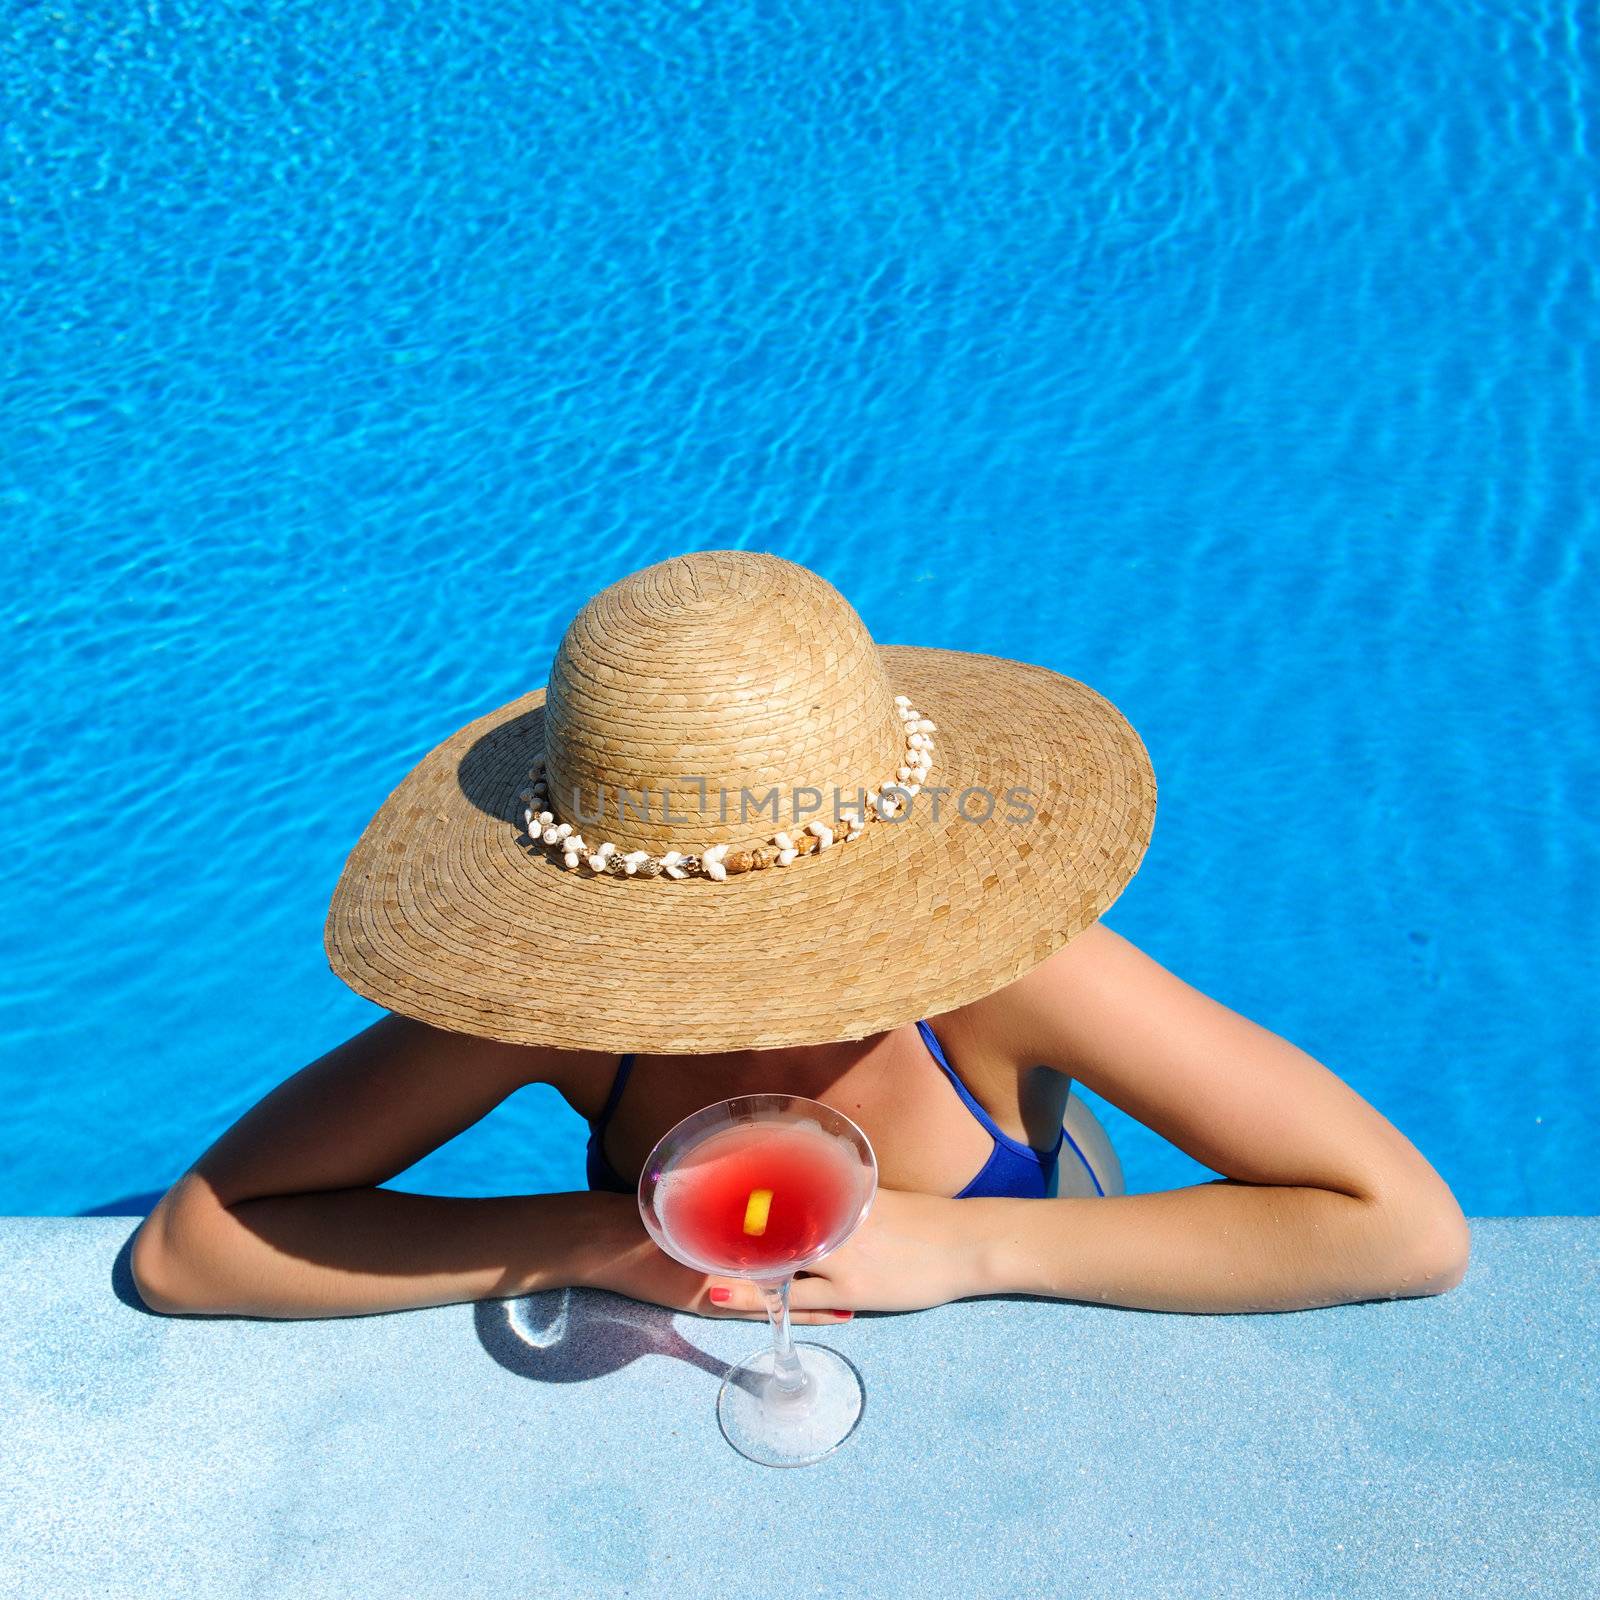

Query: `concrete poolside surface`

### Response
(1, 1217, 1595, 1599)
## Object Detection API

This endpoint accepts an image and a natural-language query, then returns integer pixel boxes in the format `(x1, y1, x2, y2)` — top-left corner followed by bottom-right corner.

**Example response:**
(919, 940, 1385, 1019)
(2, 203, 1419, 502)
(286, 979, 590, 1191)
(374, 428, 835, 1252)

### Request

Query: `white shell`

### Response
(810, 823, 834, 848)
(587, 854, 608, 872)
(537, 811, 554, 825)
(554, 822, 573, 839)
(903, 782, 921, 795)
(623, 850, 649, 875)
(562, 852, 581, 870)
(703, 842, 728, 864)
(705, 860, 728, 881)
(897, 766, 912, 782)
(777, 848, 798, 865)
(894, 694, 911, 707)
(772, 831, 793, 851)
(661, 851, 683, 866)
(597, 842, 616, 859)
(663, 863, 689, 879)
(845, 828, 863, 841)
(541, 826, 561, 844)
(916, 719, 935, 733)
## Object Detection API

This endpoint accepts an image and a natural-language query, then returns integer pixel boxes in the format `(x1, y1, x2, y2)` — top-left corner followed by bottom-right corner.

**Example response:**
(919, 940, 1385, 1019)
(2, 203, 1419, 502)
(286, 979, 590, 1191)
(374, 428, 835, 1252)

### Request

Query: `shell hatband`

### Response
(518, 695, 936, 880)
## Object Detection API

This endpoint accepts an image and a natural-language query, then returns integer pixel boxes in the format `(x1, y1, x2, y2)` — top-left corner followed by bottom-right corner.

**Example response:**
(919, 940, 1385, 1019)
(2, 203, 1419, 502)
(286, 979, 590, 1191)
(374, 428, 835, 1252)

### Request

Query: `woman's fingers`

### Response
(786, 1274, 848, 1310)
(698, 1279, 851, 1322)
(711, 1307, 850, 1323)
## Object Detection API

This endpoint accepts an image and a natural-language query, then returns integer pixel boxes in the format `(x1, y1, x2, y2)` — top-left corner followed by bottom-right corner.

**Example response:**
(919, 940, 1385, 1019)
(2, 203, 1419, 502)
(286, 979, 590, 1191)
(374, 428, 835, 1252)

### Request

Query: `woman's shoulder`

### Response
(958, 917, 1114, 1007)
(950, 922, 1148, 1070)
(394, 1016, 620, 1118)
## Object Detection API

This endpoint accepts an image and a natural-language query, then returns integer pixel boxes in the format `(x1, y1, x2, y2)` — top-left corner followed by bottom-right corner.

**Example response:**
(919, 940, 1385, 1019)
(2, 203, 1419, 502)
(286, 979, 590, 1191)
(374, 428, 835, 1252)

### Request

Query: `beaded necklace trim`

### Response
(518, 695, 936, 880)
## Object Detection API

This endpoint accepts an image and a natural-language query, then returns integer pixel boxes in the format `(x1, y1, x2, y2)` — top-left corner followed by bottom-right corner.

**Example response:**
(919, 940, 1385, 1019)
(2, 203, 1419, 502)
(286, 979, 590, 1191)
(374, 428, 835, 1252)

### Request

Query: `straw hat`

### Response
(324, 550, 1156, 1053)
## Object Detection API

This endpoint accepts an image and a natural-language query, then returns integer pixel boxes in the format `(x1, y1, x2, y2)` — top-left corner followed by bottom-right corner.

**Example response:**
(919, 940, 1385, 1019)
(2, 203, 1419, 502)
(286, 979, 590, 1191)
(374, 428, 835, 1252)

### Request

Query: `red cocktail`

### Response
(657, 1119, 869, 1277)
(639, 1095, 877, 1468)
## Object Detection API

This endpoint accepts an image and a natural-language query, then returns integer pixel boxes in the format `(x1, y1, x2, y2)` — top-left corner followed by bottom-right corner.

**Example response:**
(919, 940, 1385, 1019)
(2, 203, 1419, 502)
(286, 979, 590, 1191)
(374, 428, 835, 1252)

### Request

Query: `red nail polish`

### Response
(709, 1287, 731, 1303)
(835, 1309, 853, 1319)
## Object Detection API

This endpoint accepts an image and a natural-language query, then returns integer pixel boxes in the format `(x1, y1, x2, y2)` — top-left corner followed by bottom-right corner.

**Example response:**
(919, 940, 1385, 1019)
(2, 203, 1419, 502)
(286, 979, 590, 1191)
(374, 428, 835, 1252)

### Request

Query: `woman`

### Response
(132, 551, 1468, 1322)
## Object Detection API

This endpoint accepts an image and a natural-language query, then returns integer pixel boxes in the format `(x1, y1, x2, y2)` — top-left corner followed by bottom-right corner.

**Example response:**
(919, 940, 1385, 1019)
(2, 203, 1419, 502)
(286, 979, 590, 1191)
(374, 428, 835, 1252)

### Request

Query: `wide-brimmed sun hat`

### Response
(324, 550, 1156, 1053)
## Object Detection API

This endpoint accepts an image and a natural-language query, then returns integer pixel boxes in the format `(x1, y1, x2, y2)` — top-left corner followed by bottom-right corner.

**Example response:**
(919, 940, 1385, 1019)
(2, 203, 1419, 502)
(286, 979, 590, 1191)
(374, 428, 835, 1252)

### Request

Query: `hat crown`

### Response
(542, 551, 903, 853)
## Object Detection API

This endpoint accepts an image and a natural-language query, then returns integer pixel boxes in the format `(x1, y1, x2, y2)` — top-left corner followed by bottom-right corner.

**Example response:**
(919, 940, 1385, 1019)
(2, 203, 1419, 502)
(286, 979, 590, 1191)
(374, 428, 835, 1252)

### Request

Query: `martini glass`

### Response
(638, 1094, 878, 1467)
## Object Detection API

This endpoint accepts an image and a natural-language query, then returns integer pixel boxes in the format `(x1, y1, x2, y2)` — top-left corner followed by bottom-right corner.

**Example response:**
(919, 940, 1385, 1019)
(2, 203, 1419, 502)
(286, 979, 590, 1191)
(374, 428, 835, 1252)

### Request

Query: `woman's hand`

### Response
(692, 1189, 989, 1319)
(577, 1191, 862, 1324)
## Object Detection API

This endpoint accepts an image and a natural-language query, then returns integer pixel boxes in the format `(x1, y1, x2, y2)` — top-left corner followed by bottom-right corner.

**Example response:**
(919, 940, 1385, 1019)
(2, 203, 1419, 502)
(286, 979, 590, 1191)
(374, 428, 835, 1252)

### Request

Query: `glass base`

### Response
(716, 1341, 866, 1468)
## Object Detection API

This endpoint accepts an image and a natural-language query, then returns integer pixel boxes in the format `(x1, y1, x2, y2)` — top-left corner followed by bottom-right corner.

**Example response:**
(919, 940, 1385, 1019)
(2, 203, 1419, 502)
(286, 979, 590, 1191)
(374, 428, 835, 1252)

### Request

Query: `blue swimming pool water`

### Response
(2, 1, 1595, 1216)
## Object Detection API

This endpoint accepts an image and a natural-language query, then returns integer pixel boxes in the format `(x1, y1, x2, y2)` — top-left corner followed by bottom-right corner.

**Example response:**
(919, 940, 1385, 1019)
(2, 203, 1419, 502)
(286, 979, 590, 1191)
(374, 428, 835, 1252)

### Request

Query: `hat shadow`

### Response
(475, 1287, 761, 1396)
(456, 702, 546, 822)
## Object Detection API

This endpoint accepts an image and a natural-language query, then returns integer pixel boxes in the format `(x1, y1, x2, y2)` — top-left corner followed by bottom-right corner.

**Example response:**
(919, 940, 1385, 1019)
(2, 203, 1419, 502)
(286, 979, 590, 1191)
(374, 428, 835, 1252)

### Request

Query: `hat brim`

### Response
(324, 644, 1156, 1053)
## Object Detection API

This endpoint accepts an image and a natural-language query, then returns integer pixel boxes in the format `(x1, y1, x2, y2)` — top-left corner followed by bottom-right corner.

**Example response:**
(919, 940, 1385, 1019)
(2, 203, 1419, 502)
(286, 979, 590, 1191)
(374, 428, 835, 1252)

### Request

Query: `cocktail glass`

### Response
(638, 1093, 878, 1467)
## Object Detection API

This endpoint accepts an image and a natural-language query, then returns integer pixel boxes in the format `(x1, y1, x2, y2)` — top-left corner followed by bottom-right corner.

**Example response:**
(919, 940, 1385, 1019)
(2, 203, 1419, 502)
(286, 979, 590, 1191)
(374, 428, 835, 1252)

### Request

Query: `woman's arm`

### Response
(970, 923, 1471, 1311)
(765, 924, 1470, 1319)
(128, 1014, 627, 1318)
(132, 1013, 859, 1324)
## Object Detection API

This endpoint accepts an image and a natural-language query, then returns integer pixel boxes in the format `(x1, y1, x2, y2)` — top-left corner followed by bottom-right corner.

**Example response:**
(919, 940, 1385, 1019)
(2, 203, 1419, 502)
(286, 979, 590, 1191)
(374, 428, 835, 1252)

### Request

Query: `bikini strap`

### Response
(592, 1053, 636, 1130)
(916, 1019, 1063, 1158)
(915, 1020, 995, 1127)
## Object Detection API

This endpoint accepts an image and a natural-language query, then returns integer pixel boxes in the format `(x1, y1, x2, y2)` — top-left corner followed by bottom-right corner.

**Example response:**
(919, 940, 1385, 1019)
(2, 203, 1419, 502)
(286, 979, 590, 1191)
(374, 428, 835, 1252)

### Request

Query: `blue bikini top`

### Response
(584, 1019, 1082, 1200)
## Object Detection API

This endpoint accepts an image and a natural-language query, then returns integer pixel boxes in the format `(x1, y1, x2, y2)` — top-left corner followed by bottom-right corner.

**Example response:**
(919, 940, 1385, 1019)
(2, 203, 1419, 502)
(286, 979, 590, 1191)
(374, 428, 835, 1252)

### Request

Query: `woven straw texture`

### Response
(324, 551, 1156, 1053)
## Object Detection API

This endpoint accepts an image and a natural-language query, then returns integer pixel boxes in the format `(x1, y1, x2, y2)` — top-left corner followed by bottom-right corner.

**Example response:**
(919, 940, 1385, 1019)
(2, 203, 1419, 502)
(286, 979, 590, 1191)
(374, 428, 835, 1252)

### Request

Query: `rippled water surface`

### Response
(3, 1, 1595, 1214)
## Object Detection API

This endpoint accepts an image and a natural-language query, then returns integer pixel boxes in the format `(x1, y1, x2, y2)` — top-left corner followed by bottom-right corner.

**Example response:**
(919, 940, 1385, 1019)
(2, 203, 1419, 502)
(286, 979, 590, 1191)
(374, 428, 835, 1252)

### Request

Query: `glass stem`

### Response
(760, 1278, 809, 1394)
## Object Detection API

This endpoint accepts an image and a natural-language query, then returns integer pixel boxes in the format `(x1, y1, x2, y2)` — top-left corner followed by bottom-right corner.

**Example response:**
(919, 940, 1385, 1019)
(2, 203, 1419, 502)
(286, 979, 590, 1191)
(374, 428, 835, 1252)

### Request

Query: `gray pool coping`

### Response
(2, 1216, 1595, 1599)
